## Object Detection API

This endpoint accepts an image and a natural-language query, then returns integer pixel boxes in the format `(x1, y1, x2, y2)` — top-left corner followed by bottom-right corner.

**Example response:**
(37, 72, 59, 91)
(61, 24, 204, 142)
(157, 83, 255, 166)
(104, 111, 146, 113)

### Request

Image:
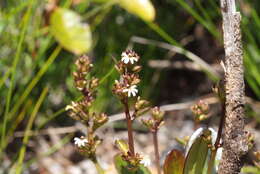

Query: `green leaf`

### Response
(118, 0, 155, 21)
(163, 149, 185, 174)
(115, 139, 129, 155)
(50, 8, 92, 54)
(114, 154, 151, 174)
(183, 131, 210, 174)
(241, 166, 260, 173)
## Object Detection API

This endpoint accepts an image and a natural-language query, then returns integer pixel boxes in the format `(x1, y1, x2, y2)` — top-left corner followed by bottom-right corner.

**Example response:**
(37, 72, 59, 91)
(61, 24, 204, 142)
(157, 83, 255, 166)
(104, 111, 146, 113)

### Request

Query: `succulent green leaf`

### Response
(118, 0, 155, 21)
(183, 133, 210, 174)
(163, 149, 185, 174)
(50, 8, 92, 54)
(114, 154, 151, 174)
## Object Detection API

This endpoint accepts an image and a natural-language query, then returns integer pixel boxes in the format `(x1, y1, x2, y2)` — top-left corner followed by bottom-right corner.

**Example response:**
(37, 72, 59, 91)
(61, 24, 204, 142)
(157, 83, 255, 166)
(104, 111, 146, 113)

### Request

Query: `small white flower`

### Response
(121, 52, 138, 64)
(122, 85, 138, 97)
(74, 137, 88, 147)
(140, 155, 151, 167)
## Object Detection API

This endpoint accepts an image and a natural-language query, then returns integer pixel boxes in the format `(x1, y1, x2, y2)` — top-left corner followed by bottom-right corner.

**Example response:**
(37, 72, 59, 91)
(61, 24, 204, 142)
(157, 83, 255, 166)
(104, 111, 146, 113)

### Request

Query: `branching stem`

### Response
(207, 101, 226, 174)
(215, 102, 226, 148)
(93, 158, 105, 174)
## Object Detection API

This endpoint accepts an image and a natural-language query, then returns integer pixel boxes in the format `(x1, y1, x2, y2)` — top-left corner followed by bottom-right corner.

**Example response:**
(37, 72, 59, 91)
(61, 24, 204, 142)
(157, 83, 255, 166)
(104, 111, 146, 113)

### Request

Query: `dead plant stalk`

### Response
(218, 0, 249, 173)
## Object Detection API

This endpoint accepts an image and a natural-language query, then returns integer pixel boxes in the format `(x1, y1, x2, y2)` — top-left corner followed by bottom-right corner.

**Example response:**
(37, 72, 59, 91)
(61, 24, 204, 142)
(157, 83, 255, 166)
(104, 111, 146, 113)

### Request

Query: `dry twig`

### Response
(218, 0, 249, 173)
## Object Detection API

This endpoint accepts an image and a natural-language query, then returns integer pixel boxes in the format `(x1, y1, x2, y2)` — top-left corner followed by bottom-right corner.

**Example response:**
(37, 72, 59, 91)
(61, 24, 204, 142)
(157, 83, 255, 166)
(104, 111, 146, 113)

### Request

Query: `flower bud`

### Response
(141, 118, 154, 130)
(135, 97, 149, 110)
(132, 65, 142, 73)
(136, 107, 151, 117)
(93, 113, 108, 131)
(191, 100, 209, 122)
(75, 79, 87, 91)
(151, 107, 164, 121)
(115, 62, 125, 74)
(131, 78, 141, 85)
(90, 77, 99, 89)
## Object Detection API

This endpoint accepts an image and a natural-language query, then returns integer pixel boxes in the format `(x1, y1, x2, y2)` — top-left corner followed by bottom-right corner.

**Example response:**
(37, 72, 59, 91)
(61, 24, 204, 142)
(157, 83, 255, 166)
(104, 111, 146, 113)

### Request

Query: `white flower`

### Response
(121, 52, 138, 64)
(74, 137, 88, 147)
(140, 155, 151, 167)
(123, 85, 138, 97)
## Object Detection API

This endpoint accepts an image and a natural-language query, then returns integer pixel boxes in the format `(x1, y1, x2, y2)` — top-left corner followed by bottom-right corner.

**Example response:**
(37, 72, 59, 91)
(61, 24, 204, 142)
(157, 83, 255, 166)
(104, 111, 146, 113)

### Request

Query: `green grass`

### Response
(15, 87, 49, 174)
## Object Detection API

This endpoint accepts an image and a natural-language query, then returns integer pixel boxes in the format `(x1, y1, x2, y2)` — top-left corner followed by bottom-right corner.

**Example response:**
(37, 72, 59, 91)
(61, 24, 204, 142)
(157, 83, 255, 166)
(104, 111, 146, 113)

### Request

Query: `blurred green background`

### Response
(0, 0, 259, 173)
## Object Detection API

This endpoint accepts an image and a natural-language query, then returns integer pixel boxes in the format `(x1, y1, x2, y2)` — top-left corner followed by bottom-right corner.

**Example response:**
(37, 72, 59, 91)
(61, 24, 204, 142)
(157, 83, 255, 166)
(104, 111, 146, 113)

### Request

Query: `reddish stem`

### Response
(123, 98, 135, 156)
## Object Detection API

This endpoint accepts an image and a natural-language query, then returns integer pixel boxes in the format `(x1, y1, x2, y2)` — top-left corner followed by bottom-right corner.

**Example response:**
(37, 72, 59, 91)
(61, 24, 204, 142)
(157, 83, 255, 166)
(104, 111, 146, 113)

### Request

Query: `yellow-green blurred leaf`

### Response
(92, 0, 108, 3)
(163, 149, 185, 174)
(50, 8, 92, 54)
(118, 0, 155, 21)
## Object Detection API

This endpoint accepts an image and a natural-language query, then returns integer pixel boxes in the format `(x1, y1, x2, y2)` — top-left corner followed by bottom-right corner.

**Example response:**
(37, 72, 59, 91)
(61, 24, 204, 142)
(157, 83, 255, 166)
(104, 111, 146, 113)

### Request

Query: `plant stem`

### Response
(215, 102, 226, 148)
(123, 98, 135, 156)
(207, 149, 217, 174)
(153, 130, 161, 174)
(207, 98, 226, 174)
(93, 158, 105, 174)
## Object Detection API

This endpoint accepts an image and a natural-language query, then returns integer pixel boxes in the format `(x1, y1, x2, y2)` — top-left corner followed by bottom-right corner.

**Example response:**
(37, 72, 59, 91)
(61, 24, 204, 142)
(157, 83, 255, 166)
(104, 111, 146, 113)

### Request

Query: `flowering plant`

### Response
(65, 50, 253, 174)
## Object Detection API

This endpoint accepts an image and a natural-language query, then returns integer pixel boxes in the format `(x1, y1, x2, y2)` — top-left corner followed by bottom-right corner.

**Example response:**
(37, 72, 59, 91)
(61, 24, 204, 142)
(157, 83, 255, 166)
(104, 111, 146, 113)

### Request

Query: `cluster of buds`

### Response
(73, 55, 98, 92)
(191, 100, 210, 122)
(113, 50, 141, 99)
(66, 55, 108, 159)
(142, 107, 165, 132)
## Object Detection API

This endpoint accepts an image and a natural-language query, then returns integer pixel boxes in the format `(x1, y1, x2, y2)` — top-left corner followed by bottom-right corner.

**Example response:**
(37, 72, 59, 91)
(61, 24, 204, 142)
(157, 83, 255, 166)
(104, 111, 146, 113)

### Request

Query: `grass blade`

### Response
(1, 0, 34, 152)
(15, 87, 49, 174)
(8, 46, 62, 121)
